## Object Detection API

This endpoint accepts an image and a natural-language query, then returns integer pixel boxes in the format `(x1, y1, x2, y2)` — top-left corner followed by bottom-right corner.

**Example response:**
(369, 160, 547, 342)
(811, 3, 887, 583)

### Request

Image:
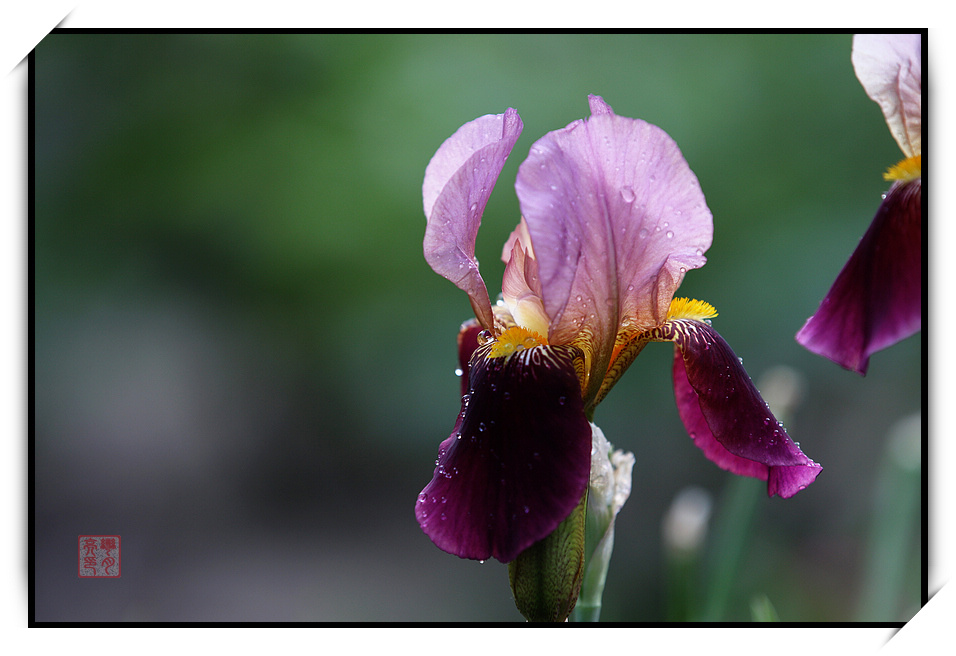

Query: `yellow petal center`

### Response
(488, 326, 548, 358)
(666, 297, 718, 322)
(884, 155, 921, 182)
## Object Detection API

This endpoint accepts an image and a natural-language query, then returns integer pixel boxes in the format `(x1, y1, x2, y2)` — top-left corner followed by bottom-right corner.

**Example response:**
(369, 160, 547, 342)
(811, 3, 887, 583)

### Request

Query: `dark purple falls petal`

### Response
(456, 319, 483, 397)
(667, 319, 822, 498)
(416, 342, 592, 563)
(796, 179, 922, 374)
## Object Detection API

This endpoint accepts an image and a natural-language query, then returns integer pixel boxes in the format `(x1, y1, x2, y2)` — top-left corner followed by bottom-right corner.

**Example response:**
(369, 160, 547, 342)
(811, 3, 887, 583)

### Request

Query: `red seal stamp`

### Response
(78, 535, 121, 577)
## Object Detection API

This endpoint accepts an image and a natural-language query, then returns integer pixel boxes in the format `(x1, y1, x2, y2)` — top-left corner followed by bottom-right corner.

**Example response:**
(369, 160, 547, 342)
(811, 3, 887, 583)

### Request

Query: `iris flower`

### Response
(416, 96, 821, 566)
(796, 34, 922, 374)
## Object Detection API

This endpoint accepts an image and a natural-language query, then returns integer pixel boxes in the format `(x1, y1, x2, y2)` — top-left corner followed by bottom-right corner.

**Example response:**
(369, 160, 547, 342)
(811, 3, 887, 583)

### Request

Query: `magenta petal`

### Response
(416, 343, 591, 562)
(669, 320, 821, 498)
(796, 179, 922, 374)
(515, 98, 712, 401)
(423, 109, 524, 330)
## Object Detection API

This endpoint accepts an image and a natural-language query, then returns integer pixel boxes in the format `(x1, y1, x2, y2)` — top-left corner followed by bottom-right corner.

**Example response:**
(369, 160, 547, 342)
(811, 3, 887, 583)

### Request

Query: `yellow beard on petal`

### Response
(884, 155, 921, 183)
(488, 326, 548, 358)
(666, 297, 718, 322)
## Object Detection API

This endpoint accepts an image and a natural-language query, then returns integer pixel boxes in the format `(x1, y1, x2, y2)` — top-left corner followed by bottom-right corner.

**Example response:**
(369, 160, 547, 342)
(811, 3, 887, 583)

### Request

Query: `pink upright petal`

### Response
(852, 34, 922, 157)
(665, 319, 821, 498)
(796, 179, 921, 374)
(423, 109, 523, 330)
(515, 96, 712, 401)
(500, 219, 550, 338)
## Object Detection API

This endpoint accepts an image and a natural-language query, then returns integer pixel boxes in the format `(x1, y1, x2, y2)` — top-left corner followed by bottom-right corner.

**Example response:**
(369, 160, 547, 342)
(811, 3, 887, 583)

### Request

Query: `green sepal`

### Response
(508, 489, 587, 622)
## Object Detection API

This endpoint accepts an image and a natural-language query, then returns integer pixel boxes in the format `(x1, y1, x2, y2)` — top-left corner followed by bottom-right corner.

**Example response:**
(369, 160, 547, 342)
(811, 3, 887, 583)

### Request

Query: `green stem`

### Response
(855, 414, 921, 621)
(698, 476, 762, 621)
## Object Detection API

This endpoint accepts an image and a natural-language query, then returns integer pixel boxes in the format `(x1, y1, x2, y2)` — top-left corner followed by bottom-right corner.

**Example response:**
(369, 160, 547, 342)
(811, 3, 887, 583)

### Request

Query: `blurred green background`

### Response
(33, 33, 922, 622)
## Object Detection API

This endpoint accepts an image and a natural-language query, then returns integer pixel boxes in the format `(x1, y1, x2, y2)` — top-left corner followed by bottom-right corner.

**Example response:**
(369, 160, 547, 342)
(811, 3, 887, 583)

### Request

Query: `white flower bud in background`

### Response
(887, 412, 921, 473)
(662, 486, 713, 555)
(756, 365, 807, 426)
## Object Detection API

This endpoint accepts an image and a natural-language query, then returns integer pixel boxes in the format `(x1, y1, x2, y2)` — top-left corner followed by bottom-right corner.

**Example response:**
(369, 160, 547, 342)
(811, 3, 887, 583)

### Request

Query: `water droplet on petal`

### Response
(621, 186, 636, 203)
(477, 329, 494, 345)
(665, 230, 674, 239)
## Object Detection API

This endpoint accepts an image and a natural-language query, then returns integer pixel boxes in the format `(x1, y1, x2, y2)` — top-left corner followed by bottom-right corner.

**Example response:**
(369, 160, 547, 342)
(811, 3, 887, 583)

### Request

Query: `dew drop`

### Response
(454, 368, 463, 377)
(477, 329, 494, 345)
(558, 396, 566, 406)
(621, 186, 636, 203)
(665, 230, 674, 239)
(478, 422, 486, 432)
(523, 505, 530, 514)
(470, 202, 478, 214)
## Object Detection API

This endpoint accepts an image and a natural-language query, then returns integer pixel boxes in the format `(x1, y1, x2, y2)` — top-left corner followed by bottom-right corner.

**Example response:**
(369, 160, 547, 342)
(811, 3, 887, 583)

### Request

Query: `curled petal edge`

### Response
(423, 109, 523, 330)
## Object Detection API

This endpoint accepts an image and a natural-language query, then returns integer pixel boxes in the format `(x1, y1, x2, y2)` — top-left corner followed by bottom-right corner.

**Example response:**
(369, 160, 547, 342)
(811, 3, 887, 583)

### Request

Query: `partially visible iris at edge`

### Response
(417, 95, 821, 564)
(796, 33, 922, 375)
